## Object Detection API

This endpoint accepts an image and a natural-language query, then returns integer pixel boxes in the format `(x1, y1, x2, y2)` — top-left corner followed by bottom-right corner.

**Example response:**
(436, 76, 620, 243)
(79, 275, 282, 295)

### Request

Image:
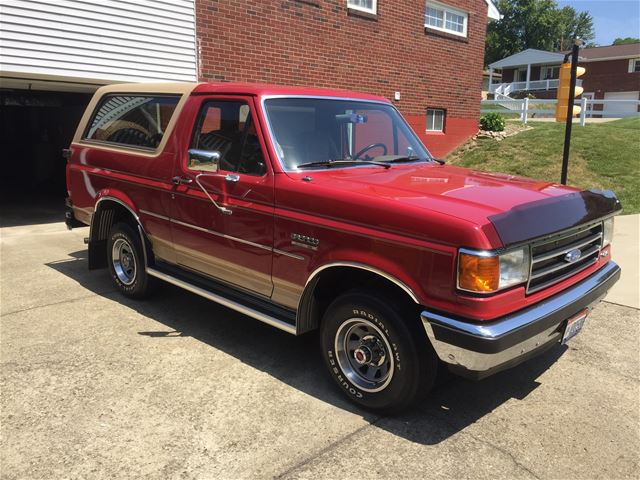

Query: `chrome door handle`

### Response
(225, 174, 240, 183)
(172, 176, 193, 185)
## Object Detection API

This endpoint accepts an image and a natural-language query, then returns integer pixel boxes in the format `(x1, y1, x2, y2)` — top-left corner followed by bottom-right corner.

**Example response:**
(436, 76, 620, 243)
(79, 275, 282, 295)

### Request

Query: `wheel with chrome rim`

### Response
(320, 290, 438, 412)
(111, 238, 136, 285)
(107, 222, 152, 299)
(335, 318, 394, 393)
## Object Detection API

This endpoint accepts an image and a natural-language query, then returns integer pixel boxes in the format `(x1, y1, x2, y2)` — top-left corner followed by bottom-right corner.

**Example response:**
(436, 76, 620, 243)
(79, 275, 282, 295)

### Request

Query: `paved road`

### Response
(1, 219, 638, 479)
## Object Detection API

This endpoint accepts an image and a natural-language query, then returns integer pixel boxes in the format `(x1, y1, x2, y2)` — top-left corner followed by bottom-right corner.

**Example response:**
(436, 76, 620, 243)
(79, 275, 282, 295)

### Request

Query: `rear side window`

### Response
(84, 95, 180, 149)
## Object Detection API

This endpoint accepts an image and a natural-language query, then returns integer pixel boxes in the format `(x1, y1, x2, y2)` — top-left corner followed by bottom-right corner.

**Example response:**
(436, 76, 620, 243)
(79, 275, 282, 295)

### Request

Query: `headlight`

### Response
(457, 247, 530, 293)
(602, 217, 614, 247)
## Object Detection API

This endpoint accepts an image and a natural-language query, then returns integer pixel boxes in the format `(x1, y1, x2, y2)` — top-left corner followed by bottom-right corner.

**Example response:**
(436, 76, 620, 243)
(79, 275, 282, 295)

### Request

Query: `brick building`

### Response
(196, 0, 500, 157)
(488, 43, 640, 116)
(0, 0, 498, 206)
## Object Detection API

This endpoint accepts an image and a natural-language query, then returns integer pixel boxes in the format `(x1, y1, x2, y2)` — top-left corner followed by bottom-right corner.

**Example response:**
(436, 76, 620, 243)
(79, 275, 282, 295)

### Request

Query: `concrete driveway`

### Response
(1, 217, 638, 479)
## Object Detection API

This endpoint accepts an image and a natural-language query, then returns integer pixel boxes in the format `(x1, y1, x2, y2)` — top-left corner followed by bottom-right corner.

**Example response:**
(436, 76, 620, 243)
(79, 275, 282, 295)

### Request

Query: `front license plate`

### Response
(562, 309, 588, 344)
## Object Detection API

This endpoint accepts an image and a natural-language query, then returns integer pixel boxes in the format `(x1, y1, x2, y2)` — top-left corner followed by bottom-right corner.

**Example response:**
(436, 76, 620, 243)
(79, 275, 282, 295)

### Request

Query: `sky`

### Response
(556, 0, 640, 46)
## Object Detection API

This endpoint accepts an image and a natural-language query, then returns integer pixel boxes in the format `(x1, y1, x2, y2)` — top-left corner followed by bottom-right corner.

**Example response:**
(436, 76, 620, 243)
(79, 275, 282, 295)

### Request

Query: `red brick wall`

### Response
(195, 0, 490, 156)
(580, 59, 640, 99)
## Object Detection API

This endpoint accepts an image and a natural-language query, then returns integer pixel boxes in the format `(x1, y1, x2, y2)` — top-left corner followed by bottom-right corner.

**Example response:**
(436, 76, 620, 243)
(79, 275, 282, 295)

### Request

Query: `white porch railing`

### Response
(489, 79, 583, 94)
(481, 98, 640, 126)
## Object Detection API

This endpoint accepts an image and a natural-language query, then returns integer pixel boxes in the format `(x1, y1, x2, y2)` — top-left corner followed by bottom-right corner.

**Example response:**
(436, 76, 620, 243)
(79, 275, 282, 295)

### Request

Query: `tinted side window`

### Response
(84, 95, 179, 149)
(190, 101, 266, 176)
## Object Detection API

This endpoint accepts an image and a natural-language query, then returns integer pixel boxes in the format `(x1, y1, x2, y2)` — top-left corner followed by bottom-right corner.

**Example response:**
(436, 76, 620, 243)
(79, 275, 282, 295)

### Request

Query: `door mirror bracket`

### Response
(194, 173, 233, 216)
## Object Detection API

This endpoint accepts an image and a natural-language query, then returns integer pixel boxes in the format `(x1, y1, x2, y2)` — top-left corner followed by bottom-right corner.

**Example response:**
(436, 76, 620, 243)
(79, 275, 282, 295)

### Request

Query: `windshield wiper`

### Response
(296, 159, 391, 169)
(381, 156, 424, 164)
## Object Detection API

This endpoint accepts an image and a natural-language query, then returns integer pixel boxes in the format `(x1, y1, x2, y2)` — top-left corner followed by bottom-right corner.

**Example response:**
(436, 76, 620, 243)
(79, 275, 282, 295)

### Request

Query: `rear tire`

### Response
(320, 290, 437, 413)
(107, 222, 152, 299)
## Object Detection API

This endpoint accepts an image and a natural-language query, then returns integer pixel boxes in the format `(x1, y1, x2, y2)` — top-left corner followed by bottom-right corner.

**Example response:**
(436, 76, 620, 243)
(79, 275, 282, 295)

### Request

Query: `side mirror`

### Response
(188, 149, 221, 172)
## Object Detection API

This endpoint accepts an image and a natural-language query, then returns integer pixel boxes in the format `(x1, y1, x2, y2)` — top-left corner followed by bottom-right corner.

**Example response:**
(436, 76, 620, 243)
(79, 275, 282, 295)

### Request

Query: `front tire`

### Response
(320, 291, 437, 413)
(107, 222, 152, 299)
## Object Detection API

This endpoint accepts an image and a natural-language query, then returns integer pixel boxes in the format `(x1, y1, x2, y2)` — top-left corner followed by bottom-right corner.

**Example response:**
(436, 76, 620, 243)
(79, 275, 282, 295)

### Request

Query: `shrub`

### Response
(480, 112, 506, 132)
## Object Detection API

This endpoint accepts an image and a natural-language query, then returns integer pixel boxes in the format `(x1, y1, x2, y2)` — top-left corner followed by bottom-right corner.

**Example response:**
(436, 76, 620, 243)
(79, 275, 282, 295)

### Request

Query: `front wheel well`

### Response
(297, 266, 421, 335)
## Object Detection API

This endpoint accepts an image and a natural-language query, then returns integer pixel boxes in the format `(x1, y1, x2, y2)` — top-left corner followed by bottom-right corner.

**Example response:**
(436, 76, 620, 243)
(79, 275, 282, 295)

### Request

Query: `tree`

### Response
(555, 6, 595, 51)
(613, 37, 640, 45)
(486, 0, 595, 66)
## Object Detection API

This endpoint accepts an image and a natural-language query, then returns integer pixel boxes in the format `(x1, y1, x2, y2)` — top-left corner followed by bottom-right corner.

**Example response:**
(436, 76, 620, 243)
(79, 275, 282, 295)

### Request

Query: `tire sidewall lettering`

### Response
(109, 231, 139, 293)
(350, 308, 401, 370)
(325, 307, 403, 399)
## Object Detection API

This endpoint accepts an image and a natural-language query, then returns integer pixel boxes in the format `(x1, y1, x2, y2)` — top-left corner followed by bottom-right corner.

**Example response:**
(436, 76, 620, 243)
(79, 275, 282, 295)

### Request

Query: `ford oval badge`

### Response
(564, 248, 582, 263)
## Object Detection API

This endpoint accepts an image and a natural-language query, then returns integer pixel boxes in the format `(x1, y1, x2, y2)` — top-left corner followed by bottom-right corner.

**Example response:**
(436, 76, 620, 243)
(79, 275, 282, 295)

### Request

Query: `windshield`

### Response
(263, 97, 433, 170)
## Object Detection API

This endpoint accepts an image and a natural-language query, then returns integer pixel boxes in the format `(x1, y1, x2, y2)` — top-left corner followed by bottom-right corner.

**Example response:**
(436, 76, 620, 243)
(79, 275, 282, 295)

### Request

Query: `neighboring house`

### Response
(487, 43, 640, 115)
(482, 69, 501, 99)
(0, 0, 499, 202)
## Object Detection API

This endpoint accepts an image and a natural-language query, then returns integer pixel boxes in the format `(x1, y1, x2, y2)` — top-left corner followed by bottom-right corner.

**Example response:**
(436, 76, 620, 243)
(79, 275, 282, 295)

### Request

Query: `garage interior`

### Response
(0, 84, 94, 227)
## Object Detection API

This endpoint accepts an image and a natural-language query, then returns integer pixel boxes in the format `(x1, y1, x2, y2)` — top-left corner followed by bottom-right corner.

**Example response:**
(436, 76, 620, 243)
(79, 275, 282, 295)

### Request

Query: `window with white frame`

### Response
(347, 0, 377, 14)
(629, 58, 640, 73)
(426, 109, 445, 132)
(541, 65, 560, 80)
(425, 1, 468, 37)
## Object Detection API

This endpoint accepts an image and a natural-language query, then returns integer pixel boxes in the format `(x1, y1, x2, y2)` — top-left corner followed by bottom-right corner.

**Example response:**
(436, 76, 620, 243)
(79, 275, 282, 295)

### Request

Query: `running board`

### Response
(147, 267, 297, 335)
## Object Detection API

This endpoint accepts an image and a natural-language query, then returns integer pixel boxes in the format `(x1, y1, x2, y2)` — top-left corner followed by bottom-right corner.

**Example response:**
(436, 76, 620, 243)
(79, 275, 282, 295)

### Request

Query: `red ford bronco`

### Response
(65, 82, 621, 412)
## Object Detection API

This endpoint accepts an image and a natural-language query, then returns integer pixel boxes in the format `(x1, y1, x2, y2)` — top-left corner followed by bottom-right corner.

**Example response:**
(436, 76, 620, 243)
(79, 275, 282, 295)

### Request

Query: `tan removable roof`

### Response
(71, 82, 201, 154)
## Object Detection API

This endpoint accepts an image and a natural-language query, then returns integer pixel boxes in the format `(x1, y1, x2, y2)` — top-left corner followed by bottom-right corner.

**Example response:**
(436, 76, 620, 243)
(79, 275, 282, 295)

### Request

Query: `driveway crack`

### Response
(1, 290, 116, 317)
(460, 429, 542, 480)
(272, 416, 383, 479)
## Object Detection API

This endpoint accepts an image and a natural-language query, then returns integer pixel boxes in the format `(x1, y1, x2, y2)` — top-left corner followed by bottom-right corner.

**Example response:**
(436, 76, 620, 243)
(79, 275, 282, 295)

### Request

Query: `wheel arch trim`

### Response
(90, 195, 146, 239)
(302, 262, 420, 304)
(88, 195, 149, 270)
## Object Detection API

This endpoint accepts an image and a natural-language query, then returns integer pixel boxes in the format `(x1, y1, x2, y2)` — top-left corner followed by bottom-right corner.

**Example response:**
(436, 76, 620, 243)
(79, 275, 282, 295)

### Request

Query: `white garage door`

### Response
(603, 91, 639, 117)
(0, 0, 197, 84)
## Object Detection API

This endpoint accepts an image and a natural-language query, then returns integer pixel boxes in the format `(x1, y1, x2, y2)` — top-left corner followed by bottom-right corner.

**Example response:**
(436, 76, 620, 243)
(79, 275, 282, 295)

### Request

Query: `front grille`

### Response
(527, 222, 603, 294)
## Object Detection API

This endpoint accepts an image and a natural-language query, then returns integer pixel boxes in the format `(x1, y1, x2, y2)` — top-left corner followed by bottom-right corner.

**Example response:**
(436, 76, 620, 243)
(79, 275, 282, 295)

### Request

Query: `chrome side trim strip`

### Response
(139, 209, 171, 221)
(171, 218, 273, 252)
(146, 267, 297, 335)
(139, 209, 305, 260)
(304, 261, 419, 304)
(273, 248, 305, 260)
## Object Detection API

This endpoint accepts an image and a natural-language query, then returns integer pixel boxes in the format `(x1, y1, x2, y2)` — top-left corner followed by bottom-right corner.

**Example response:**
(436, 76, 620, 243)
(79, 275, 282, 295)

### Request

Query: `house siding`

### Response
(195, 0, 490, 157)
(0, 0, 198, 83)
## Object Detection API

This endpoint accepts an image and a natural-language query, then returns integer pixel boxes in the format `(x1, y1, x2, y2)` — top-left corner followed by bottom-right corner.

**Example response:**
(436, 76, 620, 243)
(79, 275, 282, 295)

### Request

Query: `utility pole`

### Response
(560, 38, 584, 185)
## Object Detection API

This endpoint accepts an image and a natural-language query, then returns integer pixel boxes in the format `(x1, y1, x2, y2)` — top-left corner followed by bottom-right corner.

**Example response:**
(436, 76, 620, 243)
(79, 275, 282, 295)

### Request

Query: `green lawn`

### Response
(480, 103, 521, 119)
(448, 117, 640, 214)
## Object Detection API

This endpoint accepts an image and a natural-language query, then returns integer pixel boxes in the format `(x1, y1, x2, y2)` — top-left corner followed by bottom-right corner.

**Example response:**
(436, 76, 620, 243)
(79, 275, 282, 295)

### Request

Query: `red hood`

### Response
(287, 163, 580, 226)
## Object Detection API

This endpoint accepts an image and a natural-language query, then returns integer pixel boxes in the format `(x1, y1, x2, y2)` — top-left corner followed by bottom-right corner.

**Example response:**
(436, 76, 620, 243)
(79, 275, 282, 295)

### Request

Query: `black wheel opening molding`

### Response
(489, 189, 622, 246)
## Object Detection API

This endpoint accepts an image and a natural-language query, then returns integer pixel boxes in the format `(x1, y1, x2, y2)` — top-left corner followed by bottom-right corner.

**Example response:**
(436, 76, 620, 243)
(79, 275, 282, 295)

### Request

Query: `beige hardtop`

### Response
(71, 82, 201, 151)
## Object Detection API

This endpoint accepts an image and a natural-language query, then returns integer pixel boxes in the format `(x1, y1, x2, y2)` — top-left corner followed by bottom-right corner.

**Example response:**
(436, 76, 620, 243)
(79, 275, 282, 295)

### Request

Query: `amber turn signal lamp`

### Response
(458, 253, 500, 292)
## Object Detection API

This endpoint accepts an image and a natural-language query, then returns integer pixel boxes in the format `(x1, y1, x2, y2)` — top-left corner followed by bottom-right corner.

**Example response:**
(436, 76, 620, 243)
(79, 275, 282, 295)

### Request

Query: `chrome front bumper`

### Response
(421, 261, 621, 379)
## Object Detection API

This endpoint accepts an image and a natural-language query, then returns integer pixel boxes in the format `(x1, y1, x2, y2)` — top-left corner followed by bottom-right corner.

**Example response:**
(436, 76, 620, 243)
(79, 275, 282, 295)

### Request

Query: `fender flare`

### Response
(296, 261, 420, 334)
(88, 193, 150, 269)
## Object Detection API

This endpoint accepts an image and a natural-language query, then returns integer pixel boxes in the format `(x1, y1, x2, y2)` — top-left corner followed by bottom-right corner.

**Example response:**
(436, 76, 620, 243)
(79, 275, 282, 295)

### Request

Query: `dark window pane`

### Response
(190, 100, 266, 176)
(85, 95, 179, 149)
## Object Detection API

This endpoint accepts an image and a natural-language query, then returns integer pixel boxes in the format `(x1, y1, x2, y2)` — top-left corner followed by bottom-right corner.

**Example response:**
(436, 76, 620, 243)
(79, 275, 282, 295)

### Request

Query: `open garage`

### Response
(0, 0, 197, 224)
(0, 83, 95, 222)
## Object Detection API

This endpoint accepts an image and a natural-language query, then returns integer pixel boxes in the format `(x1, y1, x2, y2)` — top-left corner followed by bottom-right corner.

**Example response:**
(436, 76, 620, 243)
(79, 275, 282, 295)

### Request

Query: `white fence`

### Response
(490, 79, 583, 94)
(481, 98, 640, 126)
